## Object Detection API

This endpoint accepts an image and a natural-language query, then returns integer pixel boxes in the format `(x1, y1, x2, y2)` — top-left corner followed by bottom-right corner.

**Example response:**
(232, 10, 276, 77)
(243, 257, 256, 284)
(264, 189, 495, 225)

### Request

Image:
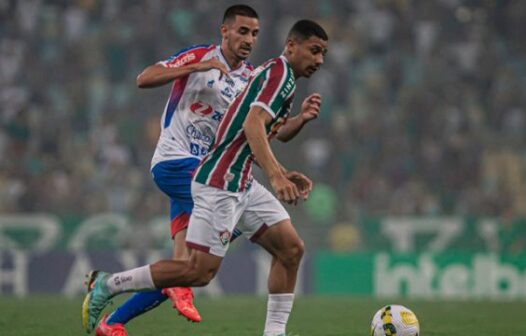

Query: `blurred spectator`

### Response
(2, 0, 526, 251)
(328, 222, 362, 252)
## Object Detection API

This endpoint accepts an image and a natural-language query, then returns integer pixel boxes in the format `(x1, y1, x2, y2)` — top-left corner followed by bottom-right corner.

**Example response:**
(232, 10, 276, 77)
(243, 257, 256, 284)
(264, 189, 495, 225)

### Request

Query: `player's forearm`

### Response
(243, 114, 284, 180)
(136, 64, 201, 88)
(276, 115, 306, 142)
(278, 162, 288, 174)
(253, 157, 288, 174)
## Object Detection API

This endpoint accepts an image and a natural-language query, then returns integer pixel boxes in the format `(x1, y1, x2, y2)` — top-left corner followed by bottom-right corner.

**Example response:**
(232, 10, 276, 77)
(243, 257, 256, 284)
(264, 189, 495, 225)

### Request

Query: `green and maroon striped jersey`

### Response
(194, 55, 296, 192)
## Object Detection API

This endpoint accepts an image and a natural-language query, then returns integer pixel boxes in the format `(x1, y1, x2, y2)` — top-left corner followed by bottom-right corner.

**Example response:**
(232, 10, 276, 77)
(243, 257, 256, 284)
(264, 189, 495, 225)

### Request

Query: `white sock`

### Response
(106, 265, 155, 294)
(263, 293, 294, 336)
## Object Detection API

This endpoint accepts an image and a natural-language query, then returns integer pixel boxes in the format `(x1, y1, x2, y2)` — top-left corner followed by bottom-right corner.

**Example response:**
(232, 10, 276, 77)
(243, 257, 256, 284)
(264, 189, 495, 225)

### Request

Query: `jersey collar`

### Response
(279, 54, 291, 65)
(217, 45, 246, 72)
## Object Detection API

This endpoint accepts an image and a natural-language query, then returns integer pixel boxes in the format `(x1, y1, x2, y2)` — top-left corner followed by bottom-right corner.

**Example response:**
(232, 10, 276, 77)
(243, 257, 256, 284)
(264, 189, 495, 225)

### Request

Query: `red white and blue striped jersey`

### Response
(151, 44, 253, 168)
(194, 55, 296, 192)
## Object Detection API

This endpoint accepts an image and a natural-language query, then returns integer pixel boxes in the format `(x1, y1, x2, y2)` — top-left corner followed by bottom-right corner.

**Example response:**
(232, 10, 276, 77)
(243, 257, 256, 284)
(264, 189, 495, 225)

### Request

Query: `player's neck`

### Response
(220, 46, 242, 70)
(283, 53, 300, 79)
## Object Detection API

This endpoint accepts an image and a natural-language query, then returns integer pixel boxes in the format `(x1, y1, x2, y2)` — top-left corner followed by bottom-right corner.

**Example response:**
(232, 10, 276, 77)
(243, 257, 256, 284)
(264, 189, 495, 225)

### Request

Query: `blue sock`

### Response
(107, 290, 168, 325)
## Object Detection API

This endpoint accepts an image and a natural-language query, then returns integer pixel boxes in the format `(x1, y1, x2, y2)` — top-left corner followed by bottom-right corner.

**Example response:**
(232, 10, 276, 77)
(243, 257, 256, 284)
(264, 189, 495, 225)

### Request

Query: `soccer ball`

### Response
(370, 304, 420, 336)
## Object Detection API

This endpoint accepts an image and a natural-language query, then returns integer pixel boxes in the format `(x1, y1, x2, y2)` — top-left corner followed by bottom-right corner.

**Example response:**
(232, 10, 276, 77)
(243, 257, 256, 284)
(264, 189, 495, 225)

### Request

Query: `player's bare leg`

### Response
(162, 228, 202, 322)
(255, 219, 304, 336)
(149, 248, 223, 288)
(82, 249, 222, 333)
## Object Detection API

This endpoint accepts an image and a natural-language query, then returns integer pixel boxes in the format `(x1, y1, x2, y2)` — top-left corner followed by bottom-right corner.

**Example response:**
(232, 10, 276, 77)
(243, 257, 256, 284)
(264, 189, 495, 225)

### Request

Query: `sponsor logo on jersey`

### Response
(212, 110, 224, 122)
(190, 101, 214, 116)
(280, 76, 295, 98)
(224, 76, 235, 87)
(186, 124, 213, 144)
(221, 87, 234, 99)
(170, 52, 196, 68)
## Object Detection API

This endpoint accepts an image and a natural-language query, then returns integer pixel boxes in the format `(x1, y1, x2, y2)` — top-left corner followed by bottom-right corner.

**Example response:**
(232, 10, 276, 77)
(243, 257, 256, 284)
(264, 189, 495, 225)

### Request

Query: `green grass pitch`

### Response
(0, 295, 522, 335)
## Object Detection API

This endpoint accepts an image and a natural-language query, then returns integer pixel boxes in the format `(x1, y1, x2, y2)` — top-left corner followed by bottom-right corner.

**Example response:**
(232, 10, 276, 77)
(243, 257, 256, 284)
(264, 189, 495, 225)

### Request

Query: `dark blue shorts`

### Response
(151, 157, 200, 221)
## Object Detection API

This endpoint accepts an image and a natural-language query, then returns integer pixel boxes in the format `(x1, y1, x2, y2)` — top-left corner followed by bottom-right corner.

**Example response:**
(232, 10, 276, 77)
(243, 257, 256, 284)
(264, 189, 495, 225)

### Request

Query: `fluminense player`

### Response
(93, 4, 259, 336)
(84, 19, 328, 336)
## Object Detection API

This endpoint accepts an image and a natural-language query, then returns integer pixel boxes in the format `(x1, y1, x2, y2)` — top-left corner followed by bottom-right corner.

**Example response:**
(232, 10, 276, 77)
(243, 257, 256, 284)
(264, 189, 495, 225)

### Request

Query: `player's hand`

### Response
(270, 173, 300, 205)
(300, 93, 322, 123)
(285, 171, 313, 200)
(196, 58, 231, 80)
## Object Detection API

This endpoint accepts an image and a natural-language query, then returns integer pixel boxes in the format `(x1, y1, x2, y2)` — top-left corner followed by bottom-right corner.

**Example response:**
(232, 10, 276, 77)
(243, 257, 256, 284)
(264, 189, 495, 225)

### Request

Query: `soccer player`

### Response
(94, 4, 259, 335)
(83, 19, 328, 336)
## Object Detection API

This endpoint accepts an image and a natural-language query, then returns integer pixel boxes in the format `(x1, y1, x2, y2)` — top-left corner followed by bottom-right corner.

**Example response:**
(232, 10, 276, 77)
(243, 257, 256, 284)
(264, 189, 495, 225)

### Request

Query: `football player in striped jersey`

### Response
(83, 19, 328, 336)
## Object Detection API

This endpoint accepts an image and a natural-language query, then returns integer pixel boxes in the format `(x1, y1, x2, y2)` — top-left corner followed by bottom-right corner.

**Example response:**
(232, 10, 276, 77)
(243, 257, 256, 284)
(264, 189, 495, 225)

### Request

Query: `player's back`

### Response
(151, 44, 252, 168)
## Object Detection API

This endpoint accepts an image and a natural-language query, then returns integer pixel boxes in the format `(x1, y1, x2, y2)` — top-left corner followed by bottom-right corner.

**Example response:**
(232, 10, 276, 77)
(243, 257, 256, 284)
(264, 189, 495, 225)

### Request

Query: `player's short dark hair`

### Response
(287, 19, 328, 42)
(222, 4, 259, 23)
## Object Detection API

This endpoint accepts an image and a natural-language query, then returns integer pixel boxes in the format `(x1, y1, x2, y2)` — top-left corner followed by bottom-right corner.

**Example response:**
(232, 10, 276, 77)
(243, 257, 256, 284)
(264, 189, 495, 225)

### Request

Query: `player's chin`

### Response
(236, 50, 251, 59)
(304, 68, 317, 77)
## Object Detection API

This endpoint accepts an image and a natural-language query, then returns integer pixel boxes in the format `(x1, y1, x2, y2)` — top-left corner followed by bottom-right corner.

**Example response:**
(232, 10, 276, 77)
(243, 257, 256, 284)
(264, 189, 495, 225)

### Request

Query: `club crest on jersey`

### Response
(232, 72, 250, 83)
(224, 172, 234, 182)
(242, 68, 251, 79)
(207, 80, 215, 88)
(219, 231, 231, 246)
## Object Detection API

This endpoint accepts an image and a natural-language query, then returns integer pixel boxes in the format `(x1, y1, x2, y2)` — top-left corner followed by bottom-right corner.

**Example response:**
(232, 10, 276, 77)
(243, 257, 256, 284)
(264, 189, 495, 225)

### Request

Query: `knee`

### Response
(279, 239, 305, 268)
(192, 270, 215, 287)
(183, 261, 218, 287)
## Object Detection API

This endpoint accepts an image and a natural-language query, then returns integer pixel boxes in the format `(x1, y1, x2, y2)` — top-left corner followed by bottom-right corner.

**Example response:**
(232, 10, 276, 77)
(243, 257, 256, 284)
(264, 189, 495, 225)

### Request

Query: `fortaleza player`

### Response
(94, 5, 259, 335)
(83, 19, 328, 336)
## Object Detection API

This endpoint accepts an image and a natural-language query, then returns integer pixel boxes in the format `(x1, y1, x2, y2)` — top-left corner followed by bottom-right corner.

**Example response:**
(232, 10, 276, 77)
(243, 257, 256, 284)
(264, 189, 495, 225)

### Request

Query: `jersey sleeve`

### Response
(158, 44, 213, 68)
(250, 59, 295, 119)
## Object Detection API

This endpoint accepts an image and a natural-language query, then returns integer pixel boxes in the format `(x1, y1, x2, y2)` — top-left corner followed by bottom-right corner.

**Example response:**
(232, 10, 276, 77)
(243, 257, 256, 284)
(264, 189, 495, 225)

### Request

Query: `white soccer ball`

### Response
(370, 304, 420, 336)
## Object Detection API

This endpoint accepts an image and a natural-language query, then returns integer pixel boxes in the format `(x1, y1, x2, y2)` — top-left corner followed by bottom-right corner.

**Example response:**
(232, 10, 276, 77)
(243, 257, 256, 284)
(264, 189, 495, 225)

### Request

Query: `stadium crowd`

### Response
(1, 0, 525, 250)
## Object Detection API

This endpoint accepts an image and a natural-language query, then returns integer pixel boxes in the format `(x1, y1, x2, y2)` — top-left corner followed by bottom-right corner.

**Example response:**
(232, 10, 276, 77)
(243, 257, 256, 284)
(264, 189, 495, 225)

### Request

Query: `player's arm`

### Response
(137, 58, 229, 89)
(252, 157, 288, 174)
(243, 106, 300, 204)
(276, 93, 322, 142)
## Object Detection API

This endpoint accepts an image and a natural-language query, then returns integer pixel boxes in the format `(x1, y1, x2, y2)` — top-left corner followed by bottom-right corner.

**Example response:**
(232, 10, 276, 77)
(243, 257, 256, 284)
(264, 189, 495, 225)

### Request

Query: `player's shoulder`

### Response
(268, 56, 290, 72)
(172, 44, 216, 57)
(256, 56, 290, 79)
(163, 44, 216, 68)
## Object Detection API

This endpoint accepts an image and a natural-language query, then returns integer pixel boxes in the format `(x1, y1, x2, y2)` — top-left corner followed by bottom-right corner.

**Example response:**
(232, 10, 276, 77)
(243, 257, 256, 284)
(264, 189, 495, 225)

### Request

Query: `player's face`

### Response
(222, 15, 259, 61)
(288, 36, 328, 78)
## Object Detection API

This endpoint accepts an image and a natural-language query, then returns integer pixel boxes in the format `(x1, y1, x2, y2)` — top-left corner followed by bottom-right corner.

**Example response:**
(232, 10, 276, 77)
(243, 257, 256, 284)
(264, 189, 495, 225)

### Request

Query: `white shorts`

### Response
(186, 180, 290, 257)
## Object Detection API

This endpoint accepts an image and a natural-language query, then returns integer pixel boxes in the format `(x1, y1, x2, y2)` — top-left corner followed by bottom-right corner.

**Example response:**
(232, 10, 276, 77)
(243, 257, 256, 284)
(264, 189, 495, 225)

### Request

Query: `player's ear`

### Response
(285, 38, 296, 55)
(220, 24, 229, 39)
